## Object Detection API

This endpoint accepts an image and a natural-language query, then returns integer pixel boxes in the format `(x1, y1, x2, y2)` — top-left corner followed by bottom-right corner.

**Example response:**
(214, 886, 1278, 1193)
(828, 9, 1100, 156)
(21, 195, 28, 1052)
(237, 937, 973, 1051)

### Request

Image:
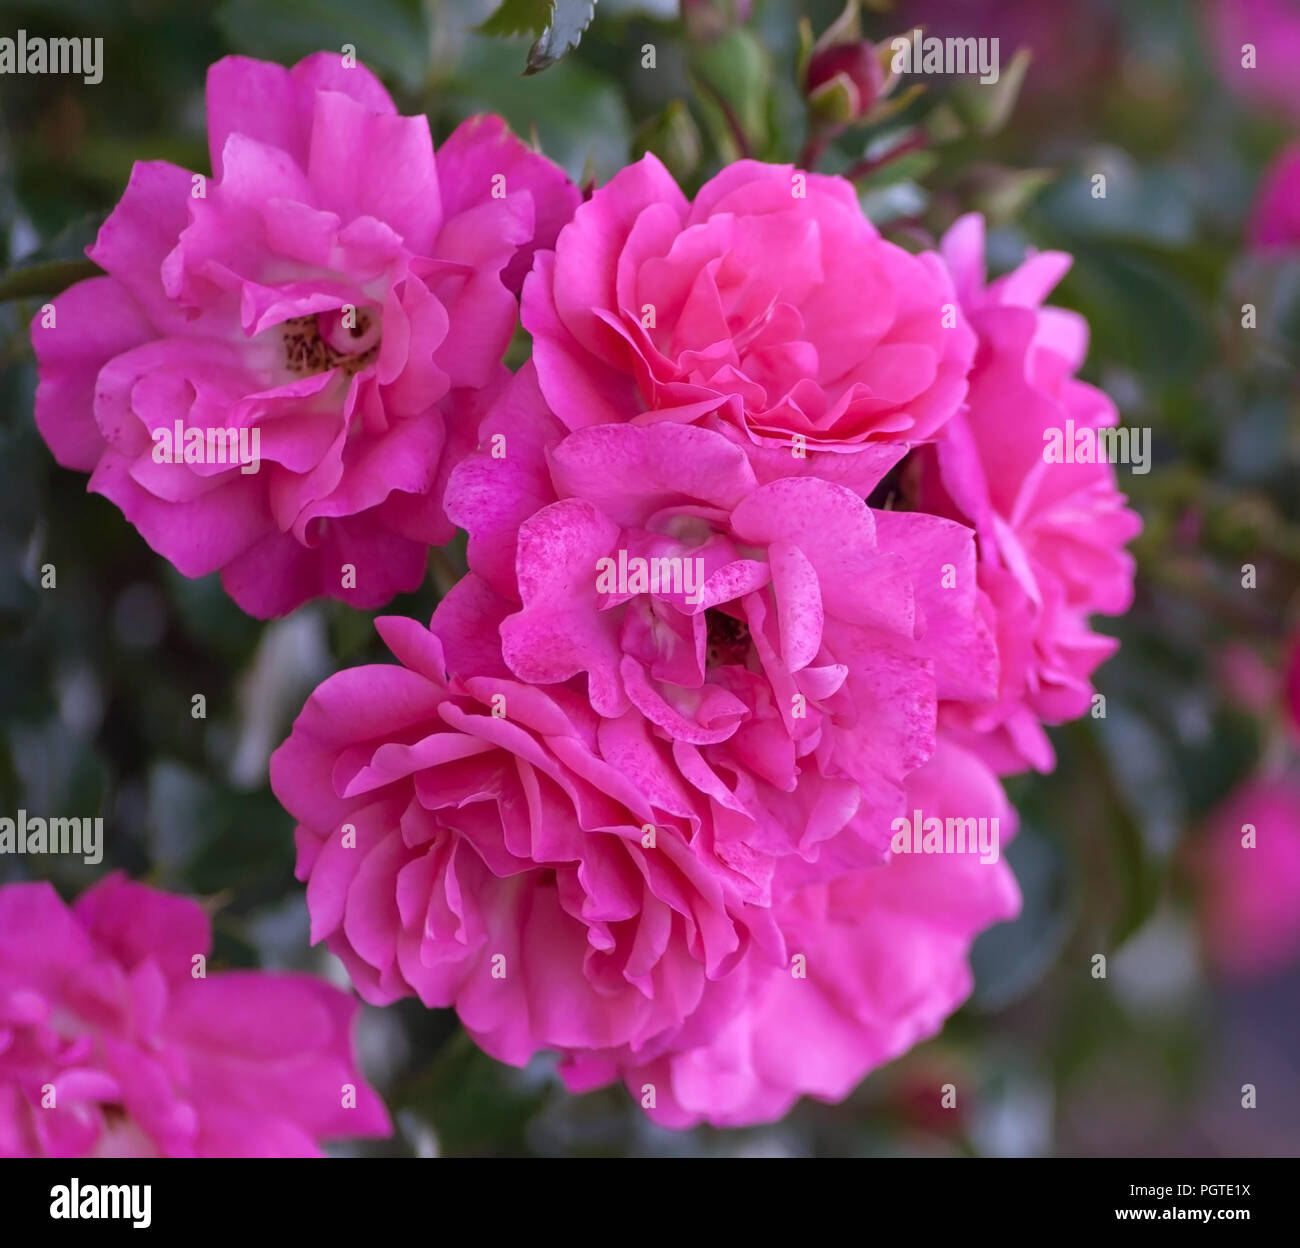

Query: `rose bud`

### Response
(805, 40, 885, 122)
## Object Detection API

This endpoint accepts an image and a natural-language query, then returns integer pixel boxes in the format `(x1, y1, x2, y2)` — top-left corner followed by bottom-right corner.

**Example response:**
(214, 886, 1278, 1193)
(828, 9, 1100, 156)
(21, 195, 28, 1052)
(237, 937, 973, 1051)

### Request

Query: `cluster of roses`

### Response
(11, 53, 1138, 1154)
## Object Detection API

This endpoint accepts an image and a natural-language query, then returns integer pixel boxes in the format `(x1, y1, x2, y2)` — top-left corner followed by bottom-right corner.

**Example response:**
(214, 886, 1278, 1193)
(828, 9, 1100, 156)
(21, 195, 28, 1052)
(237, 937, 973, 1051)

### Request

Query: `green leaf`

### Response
(970, 828, 1072, 1011)
(853, 148, 938, 192)
(688, 28, 771, 158)
(0, 258, 102, 303)
(807, 74, 859, 128)
(862, 81, 927, 128)
(633, 100, 703, 184)
(967, 165, 1055, 227)
(400, 1031, 552, 1155)
(949, 47, 1032, 137)
(1064, 718, 1162, 947)
(809, 0, 862, 61)
(525, 0, 598, 76)
(450, 37, 632, 184)
(1058, 240, 1214, 381)
(478, 0, 552, 38)
(214, 0, 428, 91)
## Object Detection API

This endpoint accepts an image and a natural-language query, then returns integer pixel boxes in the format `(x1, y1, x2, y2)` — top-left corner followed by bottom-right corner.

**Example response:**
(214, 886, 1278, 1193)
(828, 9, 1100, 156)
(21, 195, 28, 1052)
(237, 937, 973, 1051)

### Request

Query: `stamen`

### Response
(280, 308, 381, 379)
(705, 609, 751, 668)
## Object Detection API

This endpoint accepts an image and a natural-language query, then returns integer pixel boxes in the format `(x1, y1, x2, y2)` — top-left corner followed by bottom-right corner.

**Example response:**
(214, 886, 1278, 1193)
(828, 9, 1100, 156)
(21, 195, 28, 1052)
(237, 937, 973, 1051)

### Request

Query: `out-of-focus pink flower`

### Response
(32, 53, 578, 617)
(0, 875, 389, 1157)
(1194, 774, 1300, 980)
(1285, 633, 1300, 737)
(567, 738, 1020, 1127)
(1217, 641, 1282, 715)
(445, 364, 998, 891)
(906, 214, 1141, 774)
(522, 155, 976, 496)
(1205, 0, 1300, 121)
(1248, 143, 1300, 248)
(902, 0, 1115, 99)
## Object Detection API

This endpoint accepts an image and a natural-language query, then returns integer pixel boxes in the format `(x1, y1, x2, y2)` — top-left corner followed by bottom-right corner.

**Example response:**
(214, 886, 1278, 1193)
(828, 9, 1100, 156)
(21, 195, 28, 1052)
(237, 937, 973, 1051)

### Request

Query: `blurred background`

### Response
(1, 0, 1298, 1156)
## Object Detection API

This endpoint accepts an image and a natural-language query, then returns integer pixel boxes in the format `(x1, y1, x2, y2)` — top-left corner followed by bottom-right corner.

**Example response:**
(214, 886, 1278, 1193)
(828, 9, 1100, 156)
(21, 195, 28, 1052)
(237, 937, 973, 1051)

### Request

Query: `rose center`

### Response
(280, 307, 381, 378)
(705, 608, 751, 669)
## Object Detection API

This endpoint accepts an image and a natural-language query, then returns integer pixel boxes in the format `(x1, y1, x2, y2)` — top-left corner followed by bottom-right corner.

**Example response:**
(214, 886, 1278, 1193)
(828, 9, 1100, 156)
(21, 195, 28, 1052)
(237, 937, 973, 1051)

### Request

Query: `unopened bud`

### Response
(805, 41, 883, 122)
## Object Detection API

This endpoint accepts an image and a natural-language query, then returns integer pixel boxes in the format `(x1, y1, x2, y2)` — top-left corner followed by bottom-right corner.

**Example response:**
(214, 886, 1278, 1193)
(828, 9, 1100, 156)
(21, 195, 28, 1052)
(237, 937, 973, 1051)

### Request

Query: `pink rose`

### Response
(522, 155, 976, 495)
(271, 594, 1019, 1125)
(563, 738, 1020, 1127)
(270, 609, 785, 1069)
(32, 53, 578, 617)
(1193, 774, 1300, 980)
(445, 364, 998, 890)
(906, 215, 1141, 773)
(0, 875, 389, 1157)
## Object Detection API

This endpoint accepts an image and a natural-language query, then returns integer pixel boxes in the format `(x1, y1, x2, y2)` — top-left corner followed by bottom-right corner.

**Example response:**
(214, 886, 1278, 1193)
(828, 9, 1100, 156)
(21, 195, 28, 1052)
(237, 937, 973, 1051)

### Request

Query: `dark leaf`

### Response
(0, 258, 102, 303)
(525, 0, 598, 76)
(215, 0, 428, 90)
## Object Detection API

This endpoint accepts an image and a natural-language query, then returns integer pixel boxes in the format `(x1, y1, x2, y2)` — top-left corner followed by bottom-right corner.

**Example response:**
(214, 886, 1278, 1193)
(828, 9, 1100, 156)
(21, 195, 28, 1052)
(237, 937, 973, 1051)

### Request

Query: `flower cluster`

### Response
(30, 52, 1141, 1134)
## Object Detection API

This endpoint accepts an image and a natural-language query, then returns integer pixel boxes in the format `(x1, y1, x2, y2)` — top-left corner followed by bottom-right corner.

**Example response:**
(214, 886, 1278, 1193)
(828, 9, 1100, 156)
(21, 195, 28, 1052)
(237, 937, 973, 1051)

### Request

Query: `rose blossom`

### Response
(270, 607, 786, 1069)
(32, 52, 578, 617)
(271, 590, 1018, 1125)
(0, 874, 389, 1156)
(905, 214, 1141, 774)
(445, 363, 998, 890)
(521, 155, 976, 495)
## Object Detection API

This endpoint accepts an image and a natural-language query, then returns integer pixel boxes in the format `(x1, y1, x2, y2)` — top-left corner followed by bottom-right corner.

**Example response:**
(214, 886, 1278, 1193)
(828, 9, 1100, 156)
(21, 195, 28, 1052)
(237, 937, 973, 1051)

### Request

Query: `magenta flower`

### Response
(1194, 775, 1300, 980)
(0, 875, 389, 1157)
(522, 155, 976, 494)
(445, 364, 998, 888)
(271, 602, 1018, 1124)
(905, 215, 1141, 773)
(32, 53, 578, 617)
(270, 610, 785, 1068)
